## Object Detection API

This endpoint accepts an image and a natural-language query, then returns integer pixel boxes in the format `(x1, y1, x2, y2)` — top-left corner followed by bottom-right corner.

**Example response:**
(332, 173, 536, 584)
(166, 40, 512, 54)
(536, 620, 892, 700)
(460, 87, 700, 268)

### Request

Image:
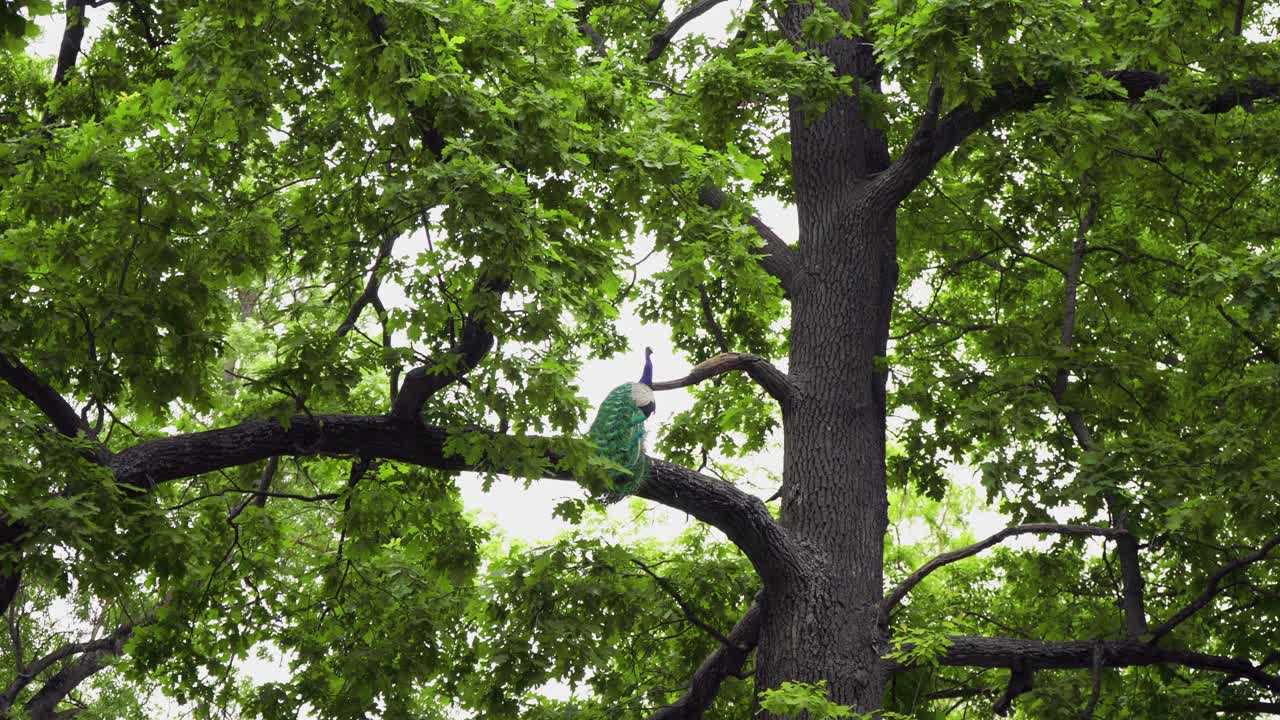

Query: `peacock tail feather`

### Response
(588, 383, 650, 502)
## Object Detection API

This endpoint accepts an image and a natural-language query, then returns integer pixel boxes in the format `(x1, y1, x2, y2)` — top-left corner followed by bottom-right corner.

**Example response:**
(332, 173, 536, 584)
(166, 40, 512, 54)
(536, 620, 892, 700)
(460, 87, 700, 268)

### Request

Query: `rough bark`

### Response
(646, 600, 764, 720)
(755, 8, 898, 708)
(106, 413, 807, 588)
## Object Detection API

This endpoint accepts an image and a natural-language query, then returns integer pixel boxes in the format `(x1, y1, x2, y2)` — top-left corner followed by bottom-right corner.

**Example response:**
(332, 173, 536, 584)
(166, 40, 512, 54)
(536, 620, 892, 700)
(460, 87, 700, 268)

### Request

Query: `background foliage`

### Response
(1, 0, 1279, 717)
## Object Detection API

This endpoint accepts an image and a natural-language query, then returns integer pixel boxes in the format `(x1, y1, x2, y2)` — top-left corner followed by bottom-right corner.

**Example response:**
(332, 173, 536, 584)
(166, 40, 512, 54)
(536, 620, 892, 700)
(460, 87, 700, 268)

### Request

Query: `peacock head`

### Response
(632, 347, 655, 417)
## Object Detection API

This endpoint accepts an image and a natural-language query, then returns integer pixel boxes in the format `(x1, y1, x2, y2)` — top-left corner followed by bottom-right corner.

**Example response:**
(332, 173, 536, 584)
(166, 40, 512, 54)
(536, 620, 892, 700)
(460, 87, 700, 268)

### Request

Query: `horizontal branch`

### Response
(645, 0, 732, 62)
(108, 414, 808, 587)
(889, 636, 1280, 695)
(881, 524, 1126, 616)
(647, 598, 763, 720)
(1148, 532, 1280, 643)
(1221, 700, 1280, 714)
(650, 353, 797, 405)
(697, 186, 797, 295)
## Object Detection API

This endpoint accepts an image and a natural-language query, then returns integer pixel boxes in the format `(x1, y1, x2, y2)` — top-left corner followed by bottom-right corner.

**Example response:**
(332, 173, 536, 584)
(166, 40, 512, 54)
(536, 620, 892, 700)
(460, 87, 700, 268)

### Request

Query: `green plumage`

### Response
(588, 383, 650, 503)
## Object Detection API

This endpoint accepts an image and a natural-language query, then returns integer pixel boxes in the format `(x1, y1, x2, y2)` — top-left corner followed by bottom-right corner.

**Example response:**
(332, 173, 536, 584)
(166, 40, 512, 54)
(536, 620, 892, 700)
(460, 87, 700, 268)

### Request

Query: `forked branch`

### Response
(876, 71, 1280, 205)
(650, 353, 796, 405)
(645, 0, 732, 62)
(389, 274, 509, 420)
(631, 558, 741, 650)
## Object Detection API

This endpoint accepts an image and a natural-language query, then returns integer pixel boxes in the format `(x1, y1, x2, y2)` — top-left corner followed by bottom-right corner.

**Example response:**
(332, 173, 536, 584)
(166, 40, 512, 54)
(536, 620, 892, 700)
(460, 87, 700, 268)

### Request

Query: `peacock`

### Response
(588, 347, 656, 503)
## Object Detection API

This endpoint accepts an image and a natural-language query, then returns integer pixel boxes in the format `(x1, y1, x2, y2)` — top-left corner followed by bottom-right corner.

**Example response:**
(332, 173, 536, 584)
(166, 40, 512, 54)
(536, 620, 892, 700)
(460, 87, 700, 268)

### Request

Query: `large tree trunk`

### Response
(755, 49, 899, 710)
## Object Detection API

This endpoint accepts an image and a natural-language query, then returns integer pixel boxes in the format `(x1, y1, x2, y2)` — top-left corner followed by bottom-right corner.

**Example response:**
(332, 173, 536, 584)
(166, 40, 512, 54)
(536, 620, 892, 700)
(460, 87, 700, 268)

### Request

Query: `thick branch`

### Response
(51, 1, 90, 88)
(1233, 0, 1247, 35)
(881, 524, 1125, 616)
(645, 0, 732, 62)
(650, 353, 796, 405)
(109, 414, 807, 586)
(697, 186, 797, 294)
(646, 600, 763, 720)
(1222, 701, 1280, 714)
(992, 663, 1034, 716)
(364, 8, 446, 157)
(1148, 533, 1280, 643)
(0, 352, 94, 440)
(889, 636, 1280, 695)
(389, 275, 508, 420)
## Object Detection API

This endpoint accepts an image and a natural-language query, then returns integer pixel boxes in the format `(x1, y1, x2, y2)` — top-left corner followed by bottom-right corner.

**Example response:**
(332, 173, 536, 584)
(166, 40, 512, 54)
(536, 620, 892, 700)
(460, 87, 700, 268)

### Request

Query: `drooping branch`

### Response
(1215, 304, 1280, 363)
(1081, 642, 1105, 719)
(697, 186, 797, 295)
(697, 286, 731, 354)
(991, 662, 1034, 716)
(645, 0, 732, 62)
(647, 599, 763, 720)
(881, 524, 1126, 617)
(109, 414, 808, 587)
(578, 20, 607, 57)
(650, 352, 796, 405)
(226, 456, 281, 520)
(0, 350, 107, 616)
(389, 274, 509, 420)
(888, 636, 1280, 695)
(875, 71, 1280, 205)
(1148, 532, 1280, 643)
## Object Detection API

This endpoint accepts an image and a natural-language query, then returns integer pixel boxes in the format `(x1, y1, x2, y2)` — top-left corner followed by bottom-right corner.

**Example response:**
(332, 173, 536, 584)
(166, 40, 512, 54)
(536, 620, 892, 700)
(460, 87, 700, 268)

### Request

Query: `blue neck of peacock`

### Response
(639, 347, 653, 385)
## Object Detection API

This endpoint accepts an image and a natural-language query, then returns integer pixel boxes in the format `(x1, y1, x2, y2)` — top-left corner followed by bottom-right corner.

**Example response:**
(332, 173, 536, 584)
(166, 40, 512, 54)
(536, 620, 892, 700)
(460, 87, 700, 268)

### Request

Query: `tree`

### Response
(1, 0, 1279, 717)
